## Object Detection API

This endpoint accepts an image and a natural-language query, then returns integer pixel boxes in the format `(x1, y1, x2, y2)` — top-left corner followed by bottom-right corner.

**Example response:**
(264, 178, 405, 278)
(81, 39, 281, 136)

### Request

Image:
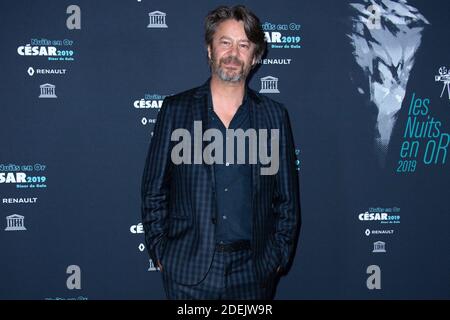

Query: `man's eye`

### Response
(221, 41, 231, 46)
(240, 44, 249, 49)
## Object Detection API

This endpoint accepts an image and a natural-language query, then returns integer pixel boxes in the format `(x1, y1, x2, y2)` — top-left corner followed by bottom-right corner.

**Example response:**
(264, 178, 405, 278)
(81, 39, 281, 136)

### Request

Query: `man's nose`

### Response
(229, 42, 239, 56)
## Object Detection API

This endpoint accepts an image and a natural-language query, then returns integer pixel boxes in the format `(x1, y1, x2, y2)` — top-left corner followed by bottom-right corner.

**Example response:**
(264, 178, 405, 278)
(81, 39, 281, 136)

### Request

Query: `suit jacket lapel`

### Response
(249, 89, 265, 200)
(192, 80, 216, 193)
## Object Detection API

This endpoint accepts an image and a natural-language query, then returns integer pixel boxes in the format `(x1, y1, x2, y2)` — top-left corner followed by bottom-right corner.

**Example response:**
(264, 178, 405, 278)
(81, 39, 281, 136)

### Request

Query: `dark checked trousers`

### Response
(162, 241, 277, 300)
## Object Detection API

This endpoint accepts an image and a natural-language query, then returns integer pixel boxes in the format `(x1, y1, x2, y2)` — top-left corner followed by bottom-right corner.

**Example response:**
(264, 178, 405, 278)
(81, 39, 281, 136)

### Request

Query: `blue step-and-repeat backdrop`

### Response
(1, 0, 449, 300)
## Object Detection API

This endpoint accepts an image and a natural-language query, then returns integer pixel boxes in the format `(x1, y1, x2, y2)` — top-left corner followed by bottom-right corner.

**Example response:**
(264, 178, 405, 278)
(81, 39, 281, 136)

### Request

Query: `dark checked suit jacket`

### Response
(141, 79, 300, 286)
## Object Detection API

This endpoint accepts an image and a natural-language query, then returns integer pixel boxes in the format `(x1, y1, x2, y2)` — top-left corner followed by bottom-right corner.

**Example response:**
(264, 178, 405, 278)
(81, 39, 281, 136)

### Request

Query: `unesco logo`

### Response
(39, 84, 57, 98)
(372, 241, 386, 253)
(259, 76, 280, 94)
(147, 11, 168, 28)
(5, 214, 27, 231)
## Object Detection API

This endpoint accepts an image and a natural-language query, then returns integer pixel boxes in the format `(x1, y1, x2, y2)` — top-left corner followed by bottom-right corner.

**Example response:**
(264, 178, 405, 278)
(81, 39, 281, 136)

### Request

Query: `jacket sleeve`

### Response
(273, 106, 301, 272)
(141, 98, 173, 264)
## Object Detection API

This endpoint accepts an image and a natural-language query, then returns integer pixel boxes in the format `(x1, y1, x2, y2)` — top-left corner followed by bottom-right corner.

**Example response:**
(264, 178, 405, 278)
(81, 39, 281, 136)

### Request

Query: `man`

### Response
(141, 5, 300, 300)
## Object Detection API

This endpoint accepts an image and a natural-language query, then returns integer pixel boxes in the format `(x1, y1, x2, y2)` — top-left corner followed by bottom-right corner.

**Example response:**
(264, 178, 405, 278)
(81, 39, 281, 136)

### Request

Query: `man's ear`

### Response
(207, 45, 212, 61)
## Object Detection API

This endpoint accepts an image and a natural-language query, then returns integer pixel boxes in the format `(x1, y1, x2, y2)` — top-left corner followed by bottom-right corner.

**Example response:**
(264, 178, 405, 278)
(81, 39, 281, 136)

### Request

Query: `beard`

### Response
(210, 50, 252, 83)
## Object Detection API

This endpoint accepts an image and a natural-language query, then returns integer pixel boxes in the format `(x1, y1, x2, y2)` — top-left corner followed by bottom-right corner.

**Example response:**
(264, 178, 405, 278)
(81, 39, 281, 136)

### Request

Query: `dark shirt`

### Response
(207, 88, 252, 244)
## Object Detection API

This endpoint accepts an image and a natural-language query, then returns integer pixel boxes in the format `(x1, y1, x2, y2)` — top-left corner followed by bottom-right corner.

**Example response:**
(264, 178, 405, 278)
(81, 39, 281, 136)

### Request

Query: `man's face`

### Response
(208, 19, 256, 83)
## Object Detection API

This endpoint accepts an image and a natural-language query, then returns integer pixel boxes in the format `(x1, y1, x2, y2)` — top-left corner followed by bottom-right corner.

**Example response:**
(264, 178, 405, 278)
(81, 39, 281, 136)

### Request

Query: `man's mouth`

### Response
(224, 64, 239, 69)
(221, 57, 242, 67)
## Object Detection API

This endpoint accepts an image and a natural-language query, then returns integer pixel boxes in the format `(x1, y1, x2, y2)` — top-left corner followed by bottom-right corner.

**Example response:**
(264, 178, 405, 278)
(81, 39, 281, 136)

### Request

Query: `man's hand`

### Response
(157, 260, 163, 272)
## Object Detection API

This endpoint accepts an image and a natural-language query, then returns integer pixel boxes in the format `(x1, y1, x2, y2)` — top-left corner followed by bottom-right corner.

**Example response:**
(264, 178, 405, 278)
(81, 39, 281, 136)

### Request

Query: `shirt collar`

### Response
(207, 84, 249, 111)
